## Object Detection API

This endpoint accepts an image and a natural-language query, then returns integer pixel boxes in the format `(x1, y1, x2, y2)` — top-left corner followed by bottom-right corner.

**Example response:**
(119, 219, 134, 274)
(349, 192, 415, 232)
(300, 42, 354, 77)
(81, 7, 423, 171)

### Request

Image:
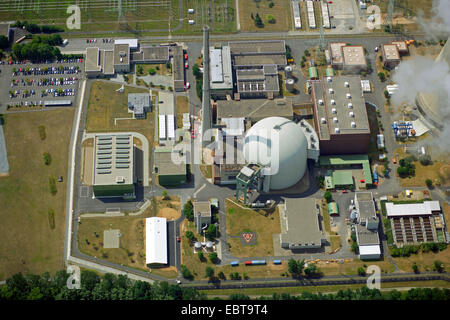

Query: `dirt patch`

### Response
(157, 207, 180, 220)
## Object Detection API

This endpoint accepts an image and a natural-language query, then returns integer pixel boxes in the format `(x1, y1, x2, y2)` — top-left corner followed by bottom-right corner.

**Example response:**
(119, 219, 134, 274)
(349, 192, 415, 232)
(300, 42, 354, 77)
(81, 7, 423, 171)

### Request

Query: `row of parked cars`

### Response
(12, 66, 80, 77)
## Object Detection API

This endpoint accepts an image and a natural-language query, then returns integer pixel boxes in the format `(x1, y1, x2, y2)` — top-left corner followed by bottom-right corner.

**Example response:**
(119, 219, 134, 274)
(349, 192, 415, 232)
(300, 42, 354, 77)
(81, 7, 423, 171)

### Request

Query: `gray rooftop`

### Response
(85, 47, 101, 72)
(193, 201, 212, 217)
(142, 46, 169, 62)
(234, 54, 286, 67)
(114, 43, 130, 66)
(210, 46, 233, 90)
(93, 134, 134, 186)
(356, 224, 380, 245)
(355, 192, 377, 221)
(312, 76, 370, 140)
(103, 50, 114, 74)
(228, 40, 286, 55)
(154, 147, 186, 176)
(0, 23, 10, 38)
(216, 98, 293, 123)
(172, 45, 185, 90)
(281, 198, 323, 246)
(128, 93, 151, 110)
(236, 68, 279, 93)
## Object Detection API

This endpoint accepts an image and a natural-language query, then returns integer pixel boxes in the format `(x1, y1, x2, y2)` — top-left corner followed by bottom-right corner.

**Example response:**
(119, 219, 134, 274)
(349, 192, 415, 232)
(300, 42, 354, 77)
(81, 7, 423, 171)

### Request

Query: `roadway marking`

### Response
(106, 208, 121, 213)
(193, 183, 206, 197)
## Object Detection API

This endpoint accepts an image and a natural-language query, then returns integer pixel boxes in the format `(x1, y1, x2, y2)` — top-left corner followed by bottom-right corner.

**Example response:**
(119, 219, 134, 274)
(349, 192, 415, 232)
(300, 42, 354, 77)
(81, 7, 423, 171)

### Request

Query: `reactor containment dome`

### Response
(243, 116, 308, 190)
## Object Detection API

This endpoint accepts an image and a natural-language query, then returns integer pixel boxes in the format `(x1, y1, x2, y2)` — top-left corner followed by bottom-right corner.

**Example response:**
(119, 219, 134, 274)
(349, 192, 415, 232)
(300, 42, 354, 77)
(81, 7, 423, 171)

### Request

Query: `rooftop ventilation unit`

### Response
(119, 51, 126, 57)
(345, 81, 349, 87)
(115, 176, 125, 183)
(329, 88, 334, 94)
(348, 103, 353, 108)
(332, 108, 337, 114)
(335, 127, 340, 133)
(327, 77, 332, 82)
(346, 93, 351, 99)
(349, 111, 354, 117)
(351, 121, 356, 128)
(333, 117, 338, 123)
(318, 99, 323, 105)
(331, 99, 336, 105)
(321, 117, 326, 124)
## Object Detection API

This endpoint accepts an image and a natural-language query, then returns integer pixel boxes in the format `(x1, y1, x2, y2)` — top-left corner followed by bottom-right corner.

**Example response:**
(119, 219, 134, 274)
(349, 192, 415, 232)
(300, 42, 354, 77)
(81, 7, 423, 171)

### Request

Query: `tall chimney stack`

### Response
(201, 25, 212, 146)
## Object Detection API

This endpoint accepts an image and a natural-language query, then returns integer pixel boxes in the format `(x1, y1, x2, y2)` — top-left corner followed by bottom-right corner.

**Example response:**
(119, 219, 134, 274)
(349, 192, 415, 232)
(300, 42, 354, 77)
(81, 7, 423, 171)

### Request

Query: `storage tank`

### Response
(194, 242, 202, 250)
(205, 241, 213, 250)
(284, 65, 293, 78)
(243, 117, 308, 190)
(285, 78, 295, 92)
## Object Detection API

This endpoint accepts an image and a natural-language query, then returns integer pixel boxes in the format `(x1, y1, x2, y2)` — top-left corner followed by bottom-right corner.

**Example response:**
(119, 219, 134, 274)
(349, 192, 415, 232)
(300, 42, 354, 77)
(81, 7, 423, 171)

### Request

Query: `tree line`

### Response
(12, 35, 63, 62)
(12, 21, 64, 34)
(0, 270, 205, 300)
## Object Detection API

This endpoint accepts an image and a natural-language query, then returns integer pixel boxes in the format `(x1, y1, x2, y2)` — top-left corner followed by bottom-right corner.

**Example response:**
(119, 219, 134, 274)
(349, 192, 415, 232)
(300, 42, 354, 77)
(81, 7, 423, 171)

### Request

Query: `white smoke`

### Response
(417, 0, 450, 39)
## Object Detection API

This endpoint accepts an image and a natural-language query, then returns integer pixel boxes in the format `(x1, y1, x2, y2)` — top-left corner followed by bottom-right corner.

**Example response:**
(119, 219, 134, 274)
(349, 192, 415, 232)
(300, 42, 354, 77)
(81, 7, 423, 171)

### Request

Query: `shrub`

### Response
(209, 252, 218, 264)
(49, 176, 57, 195)
(434, 260, 444, 273)
(357, 267, 366, 276)
(266, 14, 276, 24)
(197, 251, 204, 261)
(269, 2, 274, 8)
(180, 264, 193, 280)
(324, 191, 332, 202)
(38, 125, 46, 140)
(425, 179, 433, 188)
(378, 72, 386, 82)
(43, 152, 52, 166)
(185, 231, 194, 242)
(48, 209, 55, 230)
(148, 68, 156, 75)
(184, 200, 194, 221)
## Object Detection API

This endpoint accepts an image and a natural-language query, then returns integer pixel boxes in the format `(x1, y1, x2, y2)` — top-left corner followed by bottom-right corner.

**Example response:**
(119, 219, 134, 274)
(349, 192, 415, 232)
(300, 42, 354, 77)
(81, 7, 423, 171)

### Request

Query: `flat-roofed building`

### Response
(236, 65, 280, 99)
(229, 40, 287, 69)
(356, 224, 381, 260)
(391, 40, 409, 55)
(342, 46, 367, 73)
(145, 217, 168, 266)
(0, 23, 11, 41)
(131, 46, 170, 64)
(172, 45, 185, 92)
(280, 198, 324, 250)
(312, 76, 370, 154)
(330, 42, 346, 68)
(114, 43, 130, 73)
(193, 201, 212, 234)
(382, 44, 401, 69)
(386, 201, 442, 246)
(355, 192, 378, 230)
(215, 98, 293, 125)
(114, 38, 138, 50)
(154, 147, 187, 186)
(210, 45, 233, 99)
(85, 47, 116, 77)
(128, 93, 151, 119)
(92, 133, 135, 199)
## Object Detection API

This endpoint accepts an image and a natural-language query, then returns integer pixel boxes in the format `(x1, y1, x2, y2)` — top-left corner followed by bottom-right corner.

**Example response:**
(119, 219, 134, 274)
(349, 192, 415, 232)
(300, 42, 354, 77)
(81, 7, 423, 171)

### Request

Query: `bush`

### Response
(324, 191, 332, 202)
(43, 152, 52, 166)
(197, 251, 204, 262)
(148, 68, 156, 75)
(49, 176, 57, 195)
(185, 231, 194, 242)
(209, 252, 218, 264)
(425, 179, 433, 188)
(357, 267, 366, 276)
(266, 14, 276, 24)
(434, 260, 444, 273)
(269, 2, 274, 8)
(184, 200, 194, 221)
(254, 13, 264, 27)
(378, 72, 386, 82)
(180, 264, 193, 280)
(419, 154, 432, 166)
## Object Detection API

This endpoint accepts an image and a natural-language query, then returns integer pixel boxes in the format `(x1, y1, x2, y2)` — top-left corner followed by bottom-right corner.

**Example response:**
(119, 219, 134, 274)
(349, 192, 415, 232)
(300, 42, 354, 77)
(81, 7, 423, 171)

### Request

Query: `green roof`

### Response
(320, 155, 373, 184)
(326, 67, 335, 76)
(308, 67, 318, 79)
(332, 170, 354, 186)
(328, 202, 339, 214)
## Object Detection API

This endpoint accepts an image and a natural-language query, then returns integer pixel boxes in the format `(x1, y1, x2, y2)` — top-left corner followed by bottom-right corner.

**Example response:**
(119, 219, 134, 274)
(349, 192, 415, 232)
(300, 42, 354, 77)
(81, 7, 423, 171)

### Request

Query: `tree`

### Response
(162, 190, 169, 200)
(288, 258, 298, 275)
(218, 271, 226, 280)
(185, 230, 194, 243)
(425, 179, 433, 188)
(269, 2, 274, 8)
(254, 13, 264, 27)
(412, 263, 419, 274)
(351, 242, 359, 253)
(192, 64, 201, 79)
(206, 223, 217, 240)
(378, 72, 386, 82)
(137, 65, 143, 75)
(357, 267, 366, 276)
(148, 68, 156, 75)
(43, 152, 52, 165)
(434, 260, 444, 273)
(197, 251, 204, 261)
(0, 35, 9, 50)
(266, 14, 276, 24)
(384, 90, 390, 98)
(324, 191, 332, 202)
(184, 200, 194, 221)
(205, 266, 214, 279)
(304, 264, 321, 278)
(304, 49, 310, 57)
(180, 264, 194, 280)
(209, 252, 218, 264)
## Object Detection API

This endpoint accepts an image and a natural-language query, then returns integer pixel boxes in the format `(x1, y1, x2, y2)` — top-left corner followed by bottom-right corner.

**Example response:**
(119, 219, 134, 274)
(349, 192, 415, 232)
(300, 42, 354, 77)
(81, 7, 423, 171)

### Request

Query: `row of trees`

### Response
(12, 21, 64, 34)
(0, 271, 205, 300)
(12, 35, 63, 62)
(288, 259, 322, 278)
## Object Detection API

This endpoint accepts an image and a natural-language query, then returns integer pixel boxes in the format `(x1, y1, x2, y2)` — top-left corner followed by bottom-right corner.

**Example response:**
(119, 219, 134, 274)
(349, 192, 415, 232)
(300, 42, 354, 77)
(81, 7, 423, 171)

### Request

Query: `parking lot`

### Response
(0, 59, 84, 112)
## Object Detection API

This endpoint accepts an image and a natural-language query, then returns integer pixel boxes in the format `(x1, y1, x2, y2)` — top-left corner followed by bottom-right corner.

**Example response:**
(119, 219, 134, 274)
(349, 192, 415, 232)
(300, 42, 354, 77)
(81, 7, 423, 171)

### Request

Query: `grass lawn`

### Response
(77, 196, 180, 279)
(85, 80, 154, 146)
(391, 248, 450, 273)
(176, 96, 189, 128)
(239, 0, 291, 32)
(199, 164, 212, 179)
(136, 63, 171, 77)
(201, 279, 450, 297)
(180, 219, 288, 281)
(318, 259, 396, 276)
(225, 199, 280, 257)
(394, 148, 450, 187)
(0, 108, 74, 280)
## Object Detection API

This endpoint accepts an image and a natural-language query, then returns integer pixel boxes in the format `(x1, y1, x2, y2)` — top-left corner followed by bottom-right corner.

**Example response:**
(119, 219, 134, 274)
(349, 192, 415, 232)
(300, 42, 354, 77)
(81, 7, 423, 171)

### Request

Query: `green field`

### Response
(0, 108, 74, 280)
(0, 0, 235, 34)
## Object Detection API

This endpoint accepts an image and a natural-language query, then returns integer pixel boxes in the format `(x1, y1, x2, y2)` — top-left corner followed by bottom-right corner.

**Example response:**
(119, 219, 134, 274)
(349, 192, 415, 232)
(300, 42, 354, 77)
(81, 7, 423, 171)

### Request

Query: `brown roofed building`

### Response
(382, 44, 400, 69)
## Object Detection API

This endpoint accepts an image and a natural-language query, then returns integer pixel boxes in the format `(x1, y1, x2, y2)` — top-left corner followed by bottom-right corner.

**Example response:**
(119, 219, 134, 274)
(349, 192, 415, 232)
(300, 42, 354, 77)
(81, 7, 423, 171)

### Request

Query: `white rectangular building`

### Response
(159, 114, 166, 140)
(306, 1, 316, 29)
(386, 201, 441, 217)
(145, 217, 168, 265)
(114, 38, 138, 50)
(292, 1, 302, 29)
(167, 114, 175, 140)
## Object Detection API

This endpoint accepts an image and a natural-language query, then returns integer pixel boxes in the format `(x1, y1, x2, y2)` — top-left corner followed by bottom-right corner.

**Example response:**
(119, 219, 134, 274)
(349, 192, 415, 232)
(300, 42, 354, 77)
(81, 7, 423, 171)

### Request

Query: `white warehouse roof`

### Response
(359, 244, 381, 256)
(145, 217, 168, 265)
(386, 201, 441, 217)
(114, 38, 138, 49)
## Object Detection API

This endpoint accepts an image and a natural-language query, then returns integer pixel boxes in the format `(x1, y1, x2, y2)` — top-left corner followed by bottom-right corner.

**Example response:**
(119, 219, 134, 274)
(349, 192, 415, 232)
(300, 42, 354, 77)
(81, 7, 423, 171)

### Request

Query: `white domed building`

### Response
(243, 116, 308, 190)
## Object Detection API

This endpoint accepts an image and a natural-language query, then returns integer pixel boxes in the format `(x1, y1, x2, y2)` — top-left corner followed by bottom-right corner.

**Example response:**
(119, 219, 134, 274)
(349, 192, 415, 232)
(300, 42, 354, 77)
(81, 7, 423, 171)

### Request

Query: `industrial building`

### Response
(291, 0, 302, 29)
(131, 46, 170, 64)
(354, 192, 381, 260)
(236, 65, 280, 99)
(113, 43, 131, 73)
(386, 201, 445, 246)
(228, 40, 287, 69)
(193, 201, 212, 234)
(312, 76, 371, 155)
(158, 91, 176, 143)
(280, 198, 324, 250)
(329, 43, 367, 72)
(145, 217, 168, 266)
(172, 45, 185, 92)
(215, 98, 293, 125)
(306, 0, 316, 29)
(321, 1, 330, 29)
(391, 40, 409, 55)
(320, 154, 373, 189)
(92, 133, 135, 199)
(128, 93, 151, 119)
(154, 147, 187, 187)
(210, 45, 234, 99)
(382, 44, 401, 69)
(85, 47, 115, 78)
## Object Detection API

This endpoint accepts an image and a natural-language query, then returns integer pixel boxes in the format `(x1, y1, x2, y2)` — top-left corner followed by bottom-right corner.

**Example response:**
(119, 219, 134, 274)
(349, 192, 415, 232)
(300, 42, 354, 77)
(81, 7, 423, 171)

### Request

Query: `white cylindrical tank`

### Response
(285, 78, 295, 92)
(206, 241, 213, 250)
(284, 65, 293, 78)
(243, 117, 308, 190)
(194, 242, 202, 250)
